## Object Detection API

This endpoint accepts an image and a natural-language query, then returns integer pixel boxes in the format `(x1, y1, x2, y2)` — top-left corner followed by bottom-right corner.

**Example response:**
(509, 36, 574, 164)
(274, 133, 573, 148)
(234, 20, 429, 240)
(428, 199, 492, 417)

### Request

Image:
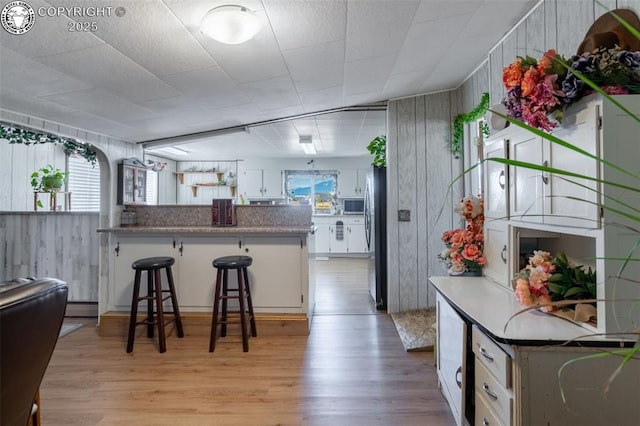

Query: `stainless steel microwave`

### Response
(343, 198, 364, 214)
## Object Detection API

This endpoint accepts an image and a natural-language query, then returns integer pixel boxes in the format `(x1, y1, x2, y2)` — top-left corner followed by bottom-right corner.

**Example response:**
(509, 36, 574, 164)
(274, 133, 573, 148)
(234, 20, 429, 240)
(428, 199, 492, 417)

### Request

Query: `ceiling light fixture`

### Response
(146, 146, 190, 156)
(200, 5, 262, 45)
(299, 135, 316, 155)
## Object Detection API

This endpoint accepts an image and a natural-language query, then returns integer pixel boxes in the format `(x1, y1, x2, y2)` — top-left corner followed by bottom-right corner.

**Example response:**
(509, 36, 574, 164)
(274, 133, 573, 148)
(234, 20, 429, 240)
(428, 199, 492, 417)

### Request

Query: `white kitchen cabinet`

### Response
(241, 236, 304, 309)
(176, 236, 240, 310)
(483, 94, 640, 335)
(436, 292, 467, 426)
(483, 221, 509, 289)
(508, 128, 544, 223)
(484, 137, 509, 220)
(314, 215, 367, 254)
(346, 217, 367, 253)
(111, 235, 176, 309)
(338, 168, 367, 198)
(244, 169, 283, 198)
(109, 232, 310, 315)
(431, 277, 640, 426)
(313, 216, 331, 253)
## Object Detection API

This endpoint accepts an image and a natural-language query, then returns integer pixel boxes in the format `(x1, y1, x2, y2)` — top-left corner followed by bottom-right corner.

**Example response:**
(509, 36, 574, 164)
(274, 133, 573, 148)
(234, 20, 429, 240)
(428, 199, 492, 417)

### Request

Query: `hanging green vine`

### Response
(451, 92, 490, 159)
(0, 123, 97, 165)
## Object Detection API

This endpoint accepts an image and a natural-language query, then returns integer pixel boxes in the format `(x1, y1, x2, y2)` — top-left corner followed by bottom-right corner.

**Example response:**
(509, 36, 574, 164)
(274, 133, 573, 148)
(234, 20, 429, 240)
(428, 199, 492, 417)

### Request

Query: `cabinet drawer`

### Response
(475, 358, 512, 424)
(475, 390, 506, 426)
(472, 326, 511, 388)
(347, 217, 364, 225)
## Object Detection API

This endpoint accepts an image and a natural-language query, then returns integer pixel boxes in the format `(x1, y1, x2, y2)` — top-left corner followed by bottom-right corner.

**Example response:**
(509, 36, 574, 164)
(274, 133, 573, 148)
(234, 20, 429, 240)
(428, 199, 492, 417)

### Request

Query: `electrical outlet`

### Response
(398, 209, 411, 222)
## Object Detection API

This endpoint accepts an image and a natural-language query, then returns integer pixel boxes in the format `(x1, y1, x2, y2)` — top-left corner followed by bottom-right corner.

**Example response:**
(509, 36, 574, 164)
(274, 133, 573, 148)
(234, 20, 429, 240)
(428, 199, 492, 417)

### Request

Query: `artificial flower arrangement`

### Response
(514, 250, 597, 313)
(438, 196, 486, 275)
(502, 46, 640, 132)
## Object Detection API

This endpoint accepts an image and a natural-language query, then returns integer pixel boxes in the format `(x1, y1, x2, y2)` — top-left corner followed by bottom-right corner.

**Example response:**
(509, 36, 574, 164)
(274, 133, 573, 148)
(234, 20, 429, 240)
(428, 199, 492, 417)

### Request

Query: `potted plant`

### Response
(31, 165, 68, 208)
(31, 165, 68, 192)
(367, 135, 386, 167)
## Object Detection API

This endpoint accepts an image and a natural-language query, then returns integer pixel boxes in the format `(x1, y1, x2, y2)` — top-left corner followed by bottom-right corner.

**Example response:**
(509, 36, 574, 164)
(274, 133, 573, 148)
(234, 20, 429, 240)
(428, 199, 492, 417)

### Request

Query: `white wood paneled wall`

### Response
(0, 213, 99, 301)
(386, 0, 640, 313)
(0, 109, 141, 303)
(386, 92, 462, 313)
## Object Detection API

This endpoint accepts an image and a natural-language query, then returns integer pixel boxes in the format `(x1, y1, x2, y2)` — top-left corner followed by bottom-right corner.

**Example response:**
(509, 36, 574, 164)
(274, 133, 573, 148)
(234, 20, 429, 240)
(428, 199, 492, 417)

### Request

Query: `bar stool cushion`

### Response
(212, 255, 252, 269)
(132, 256, 175, 270)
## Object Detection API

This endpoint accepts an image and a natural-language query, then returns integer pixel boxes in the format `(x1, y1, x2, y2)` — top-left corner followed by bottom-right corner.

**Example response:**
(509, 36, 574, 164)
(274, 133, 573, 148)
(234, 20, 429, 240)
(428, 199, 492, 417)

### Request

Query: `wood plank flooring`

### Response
(41, 258, 455, 425)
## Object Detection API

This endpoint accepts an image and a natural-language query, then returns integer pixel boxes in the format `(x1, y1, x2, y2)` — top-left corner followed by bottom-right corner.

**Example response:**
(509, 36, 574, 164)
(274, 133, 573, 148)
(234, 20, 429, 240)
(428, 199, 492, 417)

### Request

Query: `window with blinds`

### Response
(67, 155, 100, 211)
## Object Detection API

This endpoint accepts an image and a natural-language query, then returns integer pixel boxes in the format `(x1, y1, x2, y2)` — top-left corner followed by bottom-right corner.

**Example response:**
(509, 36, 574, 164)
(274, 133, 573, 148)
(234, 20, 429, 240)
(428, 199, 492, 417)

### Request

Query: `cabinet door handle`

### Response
(480, 347, 494, 361)
(498, 169, 505, 190)
(455, 366, 462, 388)
(115, 242, 120, 257)
(482, 418, 490, 426)
(501, 245, 507, 264)
(179, 242, 183, 256)
(482, 383, 498, 400)
(541, 160, 549, 185)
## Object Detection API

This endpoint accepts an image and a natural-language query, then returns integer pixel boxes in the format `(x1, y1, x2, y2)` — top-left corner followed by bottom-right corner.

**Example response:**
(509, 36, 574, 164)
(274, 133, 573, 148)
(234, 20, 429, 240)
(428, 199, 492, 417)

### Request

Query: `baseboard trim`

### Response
(99, 311, 309, 337)
(65, 301, 98, 318)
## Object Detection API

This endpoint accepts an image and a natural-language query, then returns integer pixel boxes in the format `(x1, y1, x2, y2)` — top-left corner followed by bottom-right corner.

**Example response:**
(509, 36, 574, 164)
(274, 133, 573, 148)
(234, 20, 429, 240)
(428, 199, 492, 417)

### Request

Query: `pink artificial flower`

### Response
(450, 230, 466, 248)
(462, 244, 480, 261)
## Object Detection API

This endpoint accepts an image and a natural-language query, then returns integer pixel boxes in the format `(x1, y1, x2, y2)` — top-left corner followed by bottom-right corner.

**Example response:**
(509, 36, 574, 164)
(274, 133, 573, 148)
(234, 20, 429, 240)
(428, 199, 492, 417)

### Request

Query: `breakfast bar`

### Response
(97, 204, 315, 337)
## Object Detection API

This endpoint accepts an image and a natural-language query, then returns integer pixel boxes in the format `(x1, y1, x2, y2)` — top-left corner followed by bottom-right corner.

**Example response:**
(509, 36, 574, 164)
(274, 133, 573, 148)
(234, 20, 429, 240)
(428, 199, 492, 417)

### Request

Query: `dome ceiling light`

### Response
(200, 5, 262, 45)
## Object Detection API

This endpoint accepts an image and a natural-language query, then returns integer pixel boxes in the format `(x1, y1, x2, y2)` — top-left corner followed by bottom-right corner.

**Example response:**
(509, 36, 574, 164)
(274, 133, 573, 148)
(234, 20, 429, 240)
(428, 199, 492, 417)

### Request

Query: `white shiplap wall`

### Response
(386, 0, 640, 313)
(0, 109, 141, 303)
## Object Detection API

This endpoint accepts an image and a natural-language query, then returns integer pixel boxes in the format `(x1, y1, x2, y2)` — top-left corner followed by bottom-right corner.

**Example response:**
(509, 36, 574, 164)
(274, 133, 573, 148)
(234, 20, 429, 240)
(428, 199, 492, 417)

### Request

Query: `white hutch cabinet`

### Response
(432, 94, 640, 425)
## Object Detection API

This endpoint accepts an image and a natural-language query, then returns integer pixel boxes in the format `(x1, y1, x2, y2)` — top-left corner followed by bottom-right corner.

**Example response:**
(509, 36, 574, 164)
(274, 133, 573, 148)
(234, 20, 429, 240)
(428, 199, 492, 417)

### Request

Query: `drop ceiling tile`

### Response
(460, 1, 537, 39)
(43, 111, 136, 141)
(345, 0, 419, 62)
(40, 88, 155, 123)
(412, 1, 481, 23)
(382, 69, 432, 99)
(238, 76, 301, 112)
(299, 86, 344, 113)
(0, 88, 79, 119)
(283, 40, 345, 93)
(0, 47, 91, 97)
(34, 44, 180, 103)
(73, 0, 218, 76)
(264, 0, 346, 51)
(391, 15, 467, 76)
(344, 54, 395, 96)
(159, 67, 250, 109)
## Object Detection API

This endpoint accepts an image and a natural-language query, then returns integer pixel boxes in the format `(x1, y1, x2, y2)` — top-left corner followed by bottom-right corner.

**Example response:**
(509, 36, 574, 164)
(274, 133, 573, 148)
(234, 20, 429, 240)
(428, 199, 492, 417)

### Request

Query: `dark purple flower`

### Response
(618, 51, 640, 70)
(561, 73, 584, 103)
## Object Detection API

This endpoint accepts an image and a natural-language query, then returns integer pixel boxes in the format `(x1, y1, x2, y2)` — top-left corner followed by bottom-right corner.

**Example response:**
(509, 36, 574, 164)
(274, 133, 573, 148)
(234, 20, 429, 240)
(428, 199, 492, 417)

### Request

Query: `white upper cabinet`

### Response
(243, 169, 283, 198)
(508, 128, 544, 223)
(338, 168, 367, 198)
(483, 137, 509, 220)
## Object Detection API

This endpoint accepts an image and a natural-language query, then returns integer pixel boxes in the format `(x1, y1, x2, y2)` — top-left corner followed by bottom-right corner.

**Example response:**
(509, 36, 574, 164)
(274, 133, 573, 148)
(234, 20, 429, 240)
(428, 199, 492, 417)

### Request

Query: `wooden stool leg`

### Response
(146, 270, 154, 338)
(221, 269, 229, 337)
(209, 268, 223, 352)
(154, 268, 167, 353)
(243, 267, 257, 337)
(166, 266, 184, 338)
(237, 267, 249, 352)
(126, 270, 142, 353)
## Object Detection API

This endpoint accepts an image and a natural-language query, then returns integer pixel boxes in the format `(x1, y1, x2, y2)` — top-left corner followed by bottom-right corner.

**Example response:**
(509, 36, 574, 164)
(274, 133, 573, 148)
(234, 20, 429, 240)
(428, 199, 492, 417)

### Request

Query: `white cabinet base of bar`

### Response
(102, 231, 311, 337)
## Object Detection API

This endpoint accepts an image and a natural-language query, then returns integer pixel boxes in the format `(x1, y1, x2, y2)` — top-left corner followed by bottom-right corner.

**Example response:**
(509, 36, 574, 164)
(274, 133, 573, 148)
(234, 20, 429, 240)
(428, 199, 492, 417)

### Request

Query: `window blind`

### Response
(67, 156, 100, 211)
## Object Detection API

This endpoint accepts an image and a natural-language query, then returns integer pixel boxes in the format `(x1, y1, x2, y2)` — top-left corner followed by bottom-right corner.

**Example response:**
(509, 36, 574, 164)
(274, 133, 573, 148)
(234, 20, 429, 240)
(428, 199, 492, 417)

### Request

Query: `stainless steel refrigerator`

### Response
(365, 166, 387, 310)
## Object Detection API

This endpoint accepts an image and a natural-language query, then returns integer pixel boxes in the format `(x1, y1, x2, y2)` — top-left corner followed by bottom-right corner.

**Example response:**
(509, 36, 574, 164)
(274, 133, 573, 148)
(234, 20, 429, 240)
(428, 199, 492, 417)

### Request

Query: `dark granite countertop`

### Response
(97, 225, 312, 234)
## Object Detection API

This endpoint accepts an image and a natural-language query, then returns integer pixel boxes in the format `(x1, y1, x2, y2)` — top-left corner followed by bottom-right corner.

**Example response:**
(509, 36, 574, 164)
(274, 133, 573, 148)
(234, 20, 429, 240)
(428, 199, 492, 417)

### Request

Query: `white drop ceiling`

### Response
(0, 0, 537, 160)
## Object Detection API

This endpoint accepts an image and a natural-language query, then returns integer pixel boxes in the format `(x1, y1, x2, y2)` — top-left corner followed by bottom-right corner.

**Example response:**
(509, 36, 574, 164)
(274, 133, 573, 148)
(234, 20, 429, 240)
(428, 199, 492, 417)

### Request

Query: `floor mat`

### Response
(59, 323, 84, 338)
(391, 307, 436, 352)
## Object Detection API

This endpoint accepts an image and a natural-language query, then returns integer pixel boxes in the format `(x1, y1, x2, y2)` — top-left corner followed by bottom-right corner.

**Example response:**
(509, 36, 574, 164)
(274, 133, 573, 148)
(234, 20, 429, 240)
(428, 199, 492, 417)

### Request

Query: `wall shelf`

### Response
(190, 184, 236, 197)
(175, 171, 224, 184)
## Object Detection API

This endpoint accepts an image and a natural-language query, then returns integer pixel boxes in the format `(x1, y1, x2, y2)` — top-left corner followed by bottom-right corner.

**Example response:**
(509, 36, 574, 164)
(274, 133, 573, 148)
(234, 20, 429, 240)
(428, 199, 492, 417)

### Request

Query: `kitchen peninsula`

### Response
(98, 204, 314, 337)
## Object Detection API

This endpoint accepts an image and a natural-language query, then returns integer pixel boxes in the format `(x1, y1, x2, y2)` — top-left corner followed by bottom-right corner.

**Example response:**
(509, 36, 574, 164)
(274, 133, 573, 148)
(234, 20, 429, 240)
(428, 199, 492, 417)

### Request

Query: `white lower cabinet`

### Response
(110, 233, 308, 314)
(313, 215, 367, 254)
(241, 236, 304, 309)
(437, 292, 467, 426)
(435, 290, 640, 426)
(176, 236, 240, 310)
(482, 221, 509, 289)
(112, 235, 176, 309)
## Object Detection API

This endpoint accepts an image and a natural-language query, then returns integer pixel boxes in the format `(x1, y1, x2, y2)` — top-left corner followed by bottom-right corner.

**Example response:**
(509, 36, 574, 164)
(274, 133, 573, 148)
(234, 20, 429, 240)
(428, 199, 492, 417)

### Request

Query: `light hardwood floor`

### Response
(42, 258, 454, 425)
